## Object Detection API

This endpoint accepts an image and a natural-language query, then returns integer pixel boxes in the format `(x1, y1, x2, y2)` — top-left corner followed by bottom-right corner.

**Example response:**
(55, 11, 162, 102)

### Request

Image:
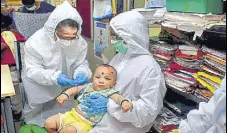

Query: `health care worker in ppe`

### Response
(22, 0, 55, 13)
(88, 11, 167, 133)
(179, 75, 226, 133)
(22, 1, 91, 127)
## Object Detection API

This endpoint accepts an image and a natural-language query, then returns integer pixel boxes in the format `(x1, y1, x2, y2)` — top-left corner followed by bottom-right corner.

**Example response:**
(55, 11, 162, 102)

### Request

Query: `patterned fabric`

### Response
(1, 31, 17, 58)
(12, 12, 51, 39)
(77, 83, 118, 124)
(153, 107, 181, 133)
(1, 31, 25, 65)
(202, 45, 226, 60)
(194, 72, 222, 93)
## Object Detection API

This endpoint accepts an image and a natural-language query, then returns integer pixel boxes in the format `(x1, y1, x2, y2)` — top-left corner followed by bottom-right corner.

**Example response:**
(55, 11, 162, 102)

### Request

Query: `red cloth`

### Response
(167, 58, 197, 73)
(1, 31, 25, 65)
(175, 49, 203, 59)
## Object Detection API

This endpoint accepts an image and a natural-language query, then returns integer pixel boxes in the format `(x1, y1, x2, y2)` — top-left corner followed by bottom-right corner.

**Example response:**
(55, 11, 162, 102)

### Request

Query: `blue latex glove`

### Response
(57, 73, 75, 86)
(74, 72, 89, 86)
(81, 94, 109, 118)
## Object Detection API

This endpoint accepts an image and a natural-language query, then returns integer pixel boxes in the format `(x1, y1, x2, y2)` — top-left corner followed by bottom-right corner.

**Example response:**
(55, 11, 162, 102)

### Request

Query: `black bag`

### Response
(198, 25, 226, 51)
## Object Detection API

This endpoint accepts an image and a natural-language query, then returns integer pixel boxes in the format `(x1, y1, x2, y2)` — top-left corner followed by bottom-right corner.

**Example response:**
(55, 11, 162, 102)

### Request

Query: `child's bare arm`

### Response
(56, 86, 85, 105)
(64, 86, 85, 97)
(109, 93, 133, 113)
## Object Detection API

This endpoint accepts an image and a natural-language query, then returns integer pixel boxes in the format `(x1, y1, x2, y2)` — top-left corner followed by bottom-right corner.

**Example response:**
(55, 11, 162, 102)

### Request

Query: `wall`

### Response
(85, 36, 116, 73)
(134, 0, 145, 8)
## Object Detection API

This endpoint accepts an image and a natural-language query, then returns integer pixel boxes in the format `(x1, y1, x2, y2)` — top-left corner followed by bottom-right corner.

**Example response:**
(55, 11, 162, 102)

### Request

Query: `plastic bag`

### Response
(144, 0, 166, 8)
(93, 0, 113, 21)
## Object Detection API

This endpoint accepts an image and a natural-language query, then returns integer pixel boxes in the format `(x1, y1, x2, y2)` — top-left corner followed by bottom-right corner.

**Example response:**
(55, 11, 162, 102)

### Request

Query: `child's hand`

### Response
(56, 94, 69, 105)
(121, 101, 133, 113)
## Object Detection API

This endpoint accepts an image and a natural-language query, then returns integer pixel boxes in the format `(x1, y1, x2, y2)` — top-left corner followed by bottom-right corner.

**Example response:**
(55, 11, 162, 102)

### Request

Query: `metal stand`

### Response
(1, 97, 16, 133)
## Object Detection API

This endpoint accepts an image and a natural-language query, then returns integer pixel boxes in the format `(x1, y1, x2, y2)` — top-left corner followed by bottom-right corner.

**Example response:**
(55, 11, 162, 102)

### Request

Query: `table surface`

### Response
(1, 65, 15, 97)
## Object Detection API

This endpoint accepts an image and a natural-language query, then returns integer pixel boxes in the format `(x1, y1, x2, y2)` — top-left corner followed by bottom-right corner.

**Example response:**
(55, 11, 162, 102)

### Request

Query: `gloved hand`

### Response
(81, 94, 109, 118)
(57, 73, 75, 86)
(74, 71, 89, 86)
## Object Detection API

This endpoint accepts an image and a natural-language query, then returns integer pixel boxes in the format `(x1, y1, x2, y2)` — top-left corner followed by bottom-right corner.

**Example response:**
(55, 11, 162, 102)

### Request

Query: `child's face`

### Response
(92, 66, 116, 91)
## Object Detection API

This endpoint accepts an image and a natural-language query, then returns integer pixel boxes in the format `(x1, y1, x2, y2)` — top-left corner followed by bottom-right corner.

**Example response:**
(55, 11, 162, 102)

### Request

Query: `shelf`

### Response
(167, 85, 209, 104)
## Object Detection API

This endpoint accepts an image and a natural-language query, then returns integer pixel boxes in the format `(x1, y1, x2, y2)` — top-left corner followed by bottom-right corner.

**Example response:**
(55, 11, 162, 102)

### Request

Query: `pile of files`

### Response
(149, 40, 178, 69)
(153, 107, 181, 133)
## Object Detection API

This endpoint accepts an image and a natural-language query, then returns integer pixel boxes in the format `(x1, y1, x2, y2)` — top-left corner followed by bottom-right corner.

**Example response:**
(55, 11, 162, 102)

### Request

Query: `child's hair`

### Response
(97, 64, 117, 80)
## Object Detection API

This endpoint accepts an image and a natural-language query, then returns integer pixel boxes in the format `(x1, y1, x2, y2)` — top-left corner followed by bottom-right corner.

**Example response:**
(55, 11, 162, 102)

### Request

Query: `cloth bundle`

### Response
(194, 72, 223, 93)
(164, 100, 197, 116)
(162, 45, 201, 92)
(149, 25, 226, 101)
(163, 69, 197, 92)
(199, 25, 226, 51)
(174, 45, 203, 70)
(188, 46, 227, 99)
(149, 40, 178, 69)
(201, 46, 226, 78)
(153, 107, 181, 133)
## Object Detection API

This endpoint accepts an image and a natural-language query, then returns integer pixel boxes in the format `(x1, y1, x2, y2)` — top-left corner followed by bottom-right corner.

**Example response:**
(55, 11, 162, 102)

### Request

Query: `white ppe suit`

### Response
(89, 11, 167, 133)
(22, 1, 91, 127)
(179, 75, 226, 133)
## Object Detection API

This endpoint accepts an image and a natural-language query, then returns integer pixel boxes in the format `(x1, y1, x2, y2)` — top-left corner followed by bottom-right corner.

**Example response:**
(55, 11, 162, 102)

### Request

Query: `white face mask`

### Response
(55, 33, 72, 48)
(25, 5, 37, 11)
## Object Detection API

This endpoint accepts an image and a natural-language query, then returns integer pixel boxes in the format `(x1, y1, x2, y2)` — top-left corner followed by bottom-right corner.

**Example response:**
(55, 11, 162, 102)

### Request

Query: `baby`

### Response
(45, 64, 133, 133)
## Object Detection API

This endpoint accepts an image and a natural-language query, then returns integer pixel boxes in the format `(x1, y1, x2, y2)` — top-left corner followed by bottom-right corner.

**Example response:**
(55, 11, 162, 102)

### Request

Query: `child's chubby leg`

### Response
(45, 114, 61, 133)
(59, 126, 77, 133)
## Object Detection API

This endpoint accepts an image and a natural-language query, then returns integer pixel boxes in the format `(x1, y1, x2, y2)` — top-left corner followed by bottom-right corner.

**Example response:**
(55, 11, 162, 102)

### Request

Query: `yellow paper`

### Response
(1, 65, 15, 97)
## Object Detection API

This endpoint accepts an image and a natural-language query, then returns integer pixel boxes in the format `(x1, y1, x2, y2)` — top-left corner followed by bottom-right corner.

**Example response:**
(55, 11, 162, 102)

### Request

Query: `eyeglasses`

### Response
(55, 31, 79, 40)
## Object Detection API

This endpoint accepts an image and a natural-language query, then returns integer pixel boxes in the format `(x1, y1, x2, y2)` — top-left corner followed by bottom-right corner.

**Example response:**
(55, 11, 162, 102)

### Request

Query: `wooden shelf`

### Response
(167, 85, 209, 104)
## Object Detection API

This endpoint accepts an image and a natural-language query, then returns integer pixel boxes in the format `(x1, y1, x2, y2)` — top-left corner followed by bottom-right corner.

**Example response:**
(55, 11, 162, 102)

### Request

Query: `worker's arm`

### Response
(179, 75, 226, 133)
(108, 70, 167, 128)
(24, 43, 63, 86)
(72, 39, 92, 83)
